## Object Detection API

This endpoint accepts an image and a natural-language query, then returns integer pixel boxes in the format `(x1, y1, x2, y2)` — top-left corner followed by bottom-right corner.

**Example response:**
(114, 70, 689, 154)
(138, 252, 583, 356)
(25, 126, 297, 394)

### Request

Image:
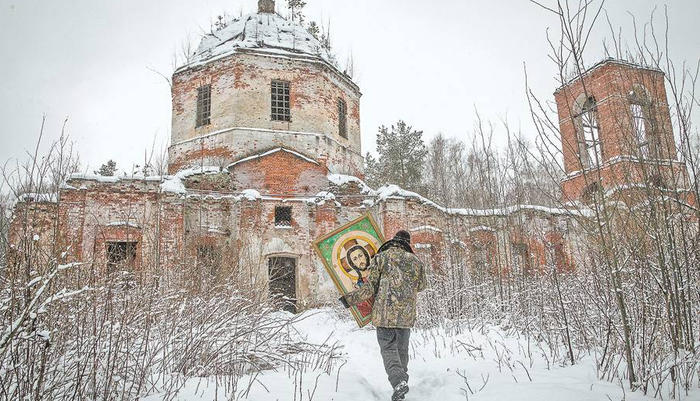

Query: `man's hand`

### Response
(339, 295, 350, 308)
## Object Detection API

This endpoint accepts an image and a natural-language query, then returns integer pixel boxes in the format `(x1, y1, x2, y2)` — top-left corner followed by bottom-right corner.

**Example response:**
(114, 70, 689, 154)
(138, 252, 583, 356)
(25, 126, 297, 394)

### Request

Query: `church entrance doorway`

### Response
(268, 256, 297, 313)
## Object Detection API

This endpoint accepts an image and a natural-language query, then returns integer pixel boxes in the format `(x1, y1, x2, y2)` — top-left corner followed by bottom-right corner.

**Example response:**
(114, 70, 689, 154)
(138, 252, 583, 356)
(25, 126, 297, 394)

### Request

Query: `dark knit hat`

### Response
(394, 230, 411, 244)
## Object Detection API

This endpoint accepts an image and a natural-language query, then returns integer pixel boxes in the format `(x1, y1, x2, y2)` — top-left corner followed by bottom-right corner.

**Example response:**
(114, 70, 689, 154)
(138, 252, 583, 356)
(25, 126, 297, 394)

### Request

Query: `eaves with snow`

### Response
(176, 12, 335, 73)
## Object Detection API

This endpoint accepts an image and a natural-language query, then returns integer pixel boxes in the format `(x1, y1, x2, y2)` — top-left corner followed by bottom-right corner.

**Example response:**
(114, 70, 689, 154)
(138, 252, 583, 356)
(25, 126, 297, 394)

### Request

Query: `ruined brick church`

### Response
(12, 0, 695, 311)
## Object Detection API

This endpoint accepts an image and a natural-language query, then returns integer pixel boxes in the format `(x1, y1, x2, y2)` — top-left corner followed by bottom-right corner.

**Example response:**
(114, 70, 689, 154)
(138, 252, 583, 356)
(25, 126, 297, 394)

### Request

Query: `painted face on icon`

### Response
(348, 246, 369, 271)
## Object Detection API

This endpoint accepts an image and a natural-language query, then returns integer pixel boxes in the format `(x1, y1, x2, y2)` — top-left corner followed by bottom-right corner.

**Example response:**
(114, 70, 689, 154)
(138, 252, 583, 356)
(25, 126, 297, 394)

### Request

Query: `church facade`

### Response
(10, 1, 695, 311)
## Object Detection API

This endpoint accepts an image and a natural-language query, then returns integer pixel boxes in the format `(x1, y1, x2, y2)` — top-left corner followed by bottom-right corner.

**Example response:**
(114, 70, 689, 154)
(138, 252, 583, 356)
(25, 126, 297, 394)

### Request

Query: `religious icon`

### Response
(340, 239, 376, 289)
(312, 213, 384, 327)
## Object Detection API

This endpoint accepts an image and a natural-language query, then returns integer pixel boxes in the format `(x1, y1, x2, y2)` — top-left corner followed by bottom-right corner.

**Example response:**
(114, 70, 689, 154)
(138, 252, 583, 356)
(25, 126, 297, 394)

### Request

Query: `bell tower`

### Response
(554, 59, 693, 205)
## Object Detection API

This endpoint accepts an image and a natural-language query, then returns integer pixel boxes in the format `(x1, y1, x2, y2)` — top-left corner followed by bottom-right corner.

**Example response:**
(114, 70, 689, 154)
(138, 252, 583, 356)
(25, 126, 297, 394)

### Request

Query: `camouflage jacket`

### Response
(344, 245, 427, 328)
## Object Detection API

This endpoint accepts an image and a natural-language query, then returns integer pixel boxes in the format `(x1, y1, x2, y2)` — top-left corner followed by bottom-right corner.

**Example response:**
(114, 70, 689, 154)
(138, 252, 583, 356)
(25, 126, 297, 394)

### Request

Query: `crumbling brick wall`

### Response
(554, 60, 691, 204)
(169, 52, 363, 176)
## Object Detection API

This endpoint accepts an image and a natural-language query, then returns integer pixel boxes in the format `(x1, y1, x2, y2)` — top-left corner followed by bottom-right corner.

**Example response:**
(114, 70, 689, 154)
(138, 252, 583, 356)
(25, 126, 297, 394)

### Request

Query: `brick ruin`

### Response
(555, 60, 695, 205)
(9, 3, 696, 311)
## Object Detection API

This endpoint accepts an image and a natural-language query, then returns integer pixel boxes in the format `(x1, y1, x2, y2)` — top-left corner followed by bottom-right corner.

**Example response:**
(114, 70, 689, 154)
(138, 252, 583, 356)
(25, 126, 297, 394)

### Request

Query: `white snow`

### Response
(36, 330, 50, 341)
(604, 183, 693, 197)
(159, 177, 186, 194)
(239, 189, 262, 201)
(106, 221, 140, 229)
(142, 308, 662, 401)
(18, 192, 58, 203)
(469, 225, 496, 232)
(228, 147, 319, 169)
(327, 173, 376, 195)
(68, 172, 162, 183)
(160, 166, 223, 194)
(69, 166, 224, 195)
(410, 225, 443, 233)
(178, 13, 334, 72)
(204, 226, 228, 235)
(313, 191, 336, 205)
(556, 58, 663, 93)
(373, 184, 593, 218)
(565, 155, 683, 179)
(26, 276, 43, 287)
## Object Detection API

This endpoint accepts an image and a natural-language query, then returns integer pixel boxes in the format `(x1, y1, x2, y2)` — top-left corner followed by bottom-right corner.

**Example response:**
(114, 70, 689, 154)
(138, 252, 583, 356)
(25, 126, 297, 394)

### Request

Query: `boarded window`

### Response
(268, 257, 296, 313)
(338, 98, 347, 139)
(106, 241, 137, 271)
(197, 244, 222, 275)
(275, 206, 292, 227)
(196, 85, 211, 127)
(271, 80, 291, 121)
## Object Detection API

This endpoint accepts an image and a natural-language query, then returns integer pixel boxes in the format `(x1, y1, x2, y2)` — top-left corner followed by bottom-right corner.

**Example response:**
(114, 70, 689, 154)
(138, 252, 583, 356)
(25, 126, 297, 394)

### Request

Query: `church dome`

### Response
(182, 11, 333, 70)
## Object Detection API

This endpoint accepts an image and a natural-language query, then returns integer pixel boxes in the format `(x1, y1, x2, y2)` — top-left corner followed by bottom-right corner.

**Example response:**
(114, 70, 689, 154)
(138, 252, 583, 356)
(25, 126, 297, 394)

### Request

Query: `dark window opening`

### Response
(107, 241, 137, 271)
(196, 85, 211, 127)
(271, 80, 291, 121)
(649, 174, 667, 189)
(546, 240, 568, 272)
(338, 98, 347, 139)
(470, 243, 489, 273)
(582, 181, 602, 204)
(268, 257, 297, 313)
(511, 243, 532, 274)
(197, 244, 222, 276)
(275, 206, 292, 227)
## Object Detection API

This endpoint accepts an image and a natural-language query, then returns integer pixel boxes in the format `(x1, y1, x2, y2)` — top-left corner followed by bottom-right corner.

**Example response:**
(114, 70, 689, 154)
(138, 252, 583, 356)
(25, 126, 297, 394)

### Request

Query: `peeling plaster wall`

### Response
(169, 52, 362, 176)
(9, 176, 578, 310)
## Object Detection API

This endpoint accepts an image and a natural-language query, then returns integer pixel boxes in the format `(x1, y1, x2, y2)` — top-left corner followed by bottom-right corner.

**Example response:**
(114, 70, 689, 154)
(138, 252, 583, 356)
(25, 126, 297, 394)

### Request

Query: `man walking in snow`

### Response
(340, 230, 428, 401)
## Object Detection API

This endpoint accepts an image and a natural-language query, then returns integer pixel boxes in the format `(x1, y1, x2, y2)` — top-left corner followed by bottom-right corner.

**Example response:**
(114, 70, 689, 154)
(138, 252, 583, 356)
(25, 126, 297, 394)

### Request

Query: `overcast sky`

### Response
(1, 0, 699, 174)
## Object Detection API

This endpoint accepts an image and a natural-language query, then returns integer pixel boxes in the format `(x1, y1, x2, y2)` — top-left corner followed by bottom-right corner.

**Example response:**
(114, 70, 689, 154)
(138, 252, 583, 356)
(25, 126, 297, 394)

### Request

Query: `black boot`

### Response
(391, 380, 409, 400)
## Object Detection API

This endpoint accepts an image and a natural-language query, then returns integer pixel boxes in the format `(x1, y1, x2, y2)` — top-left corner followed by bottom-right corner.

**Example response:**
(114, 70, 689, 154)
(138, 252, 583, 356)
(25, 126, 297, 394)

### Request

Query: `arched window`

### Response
(511, 242, 532, 275)
(575, 96, 603, 168)
(628, 85, 652, 158)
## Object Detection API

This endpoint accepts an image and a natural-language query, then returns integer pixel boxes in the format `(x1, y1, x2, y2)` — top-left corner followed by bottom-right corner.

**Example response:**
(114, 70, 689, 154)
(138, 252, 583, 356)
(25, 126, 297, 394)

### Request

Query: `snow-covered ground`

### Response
(143, 308, 680, 401)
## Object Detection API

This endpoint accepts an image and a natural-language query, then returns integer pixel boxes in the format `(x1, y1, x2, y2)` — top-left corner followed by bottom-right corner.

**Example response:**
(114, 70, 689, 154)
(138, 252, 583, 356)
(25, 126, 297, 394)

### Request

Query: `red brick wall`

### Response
(554, 60, 685, 203)
(230, 149, 329, 196)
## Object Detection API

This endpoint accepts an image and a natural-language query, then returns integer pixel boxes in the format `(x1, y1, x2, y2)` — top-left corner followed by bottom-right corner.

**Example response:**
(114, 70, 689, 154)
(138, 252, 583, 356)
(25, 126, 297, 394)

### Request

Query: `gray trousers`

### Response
(376, 327, 410, 388)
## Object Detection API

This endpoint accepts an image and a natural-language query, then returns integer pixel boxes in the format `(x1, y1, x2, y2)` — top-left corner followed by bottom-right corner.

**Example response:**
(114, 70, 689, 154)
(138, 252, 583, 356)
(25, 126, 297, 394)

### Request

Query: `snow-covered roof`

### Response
(410, 225, 443, 233)
(555, 58, 664, 93)
(178, 12, 333, 72)
(227, 147, 320, 169)
(372, 184, 593, 218)
(68, 173, 163, 183)
(106, 221, 141, 229)
(160, 166, 224, 194)
(327, 174, 375, 195)
(469, 225, 496, 232)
